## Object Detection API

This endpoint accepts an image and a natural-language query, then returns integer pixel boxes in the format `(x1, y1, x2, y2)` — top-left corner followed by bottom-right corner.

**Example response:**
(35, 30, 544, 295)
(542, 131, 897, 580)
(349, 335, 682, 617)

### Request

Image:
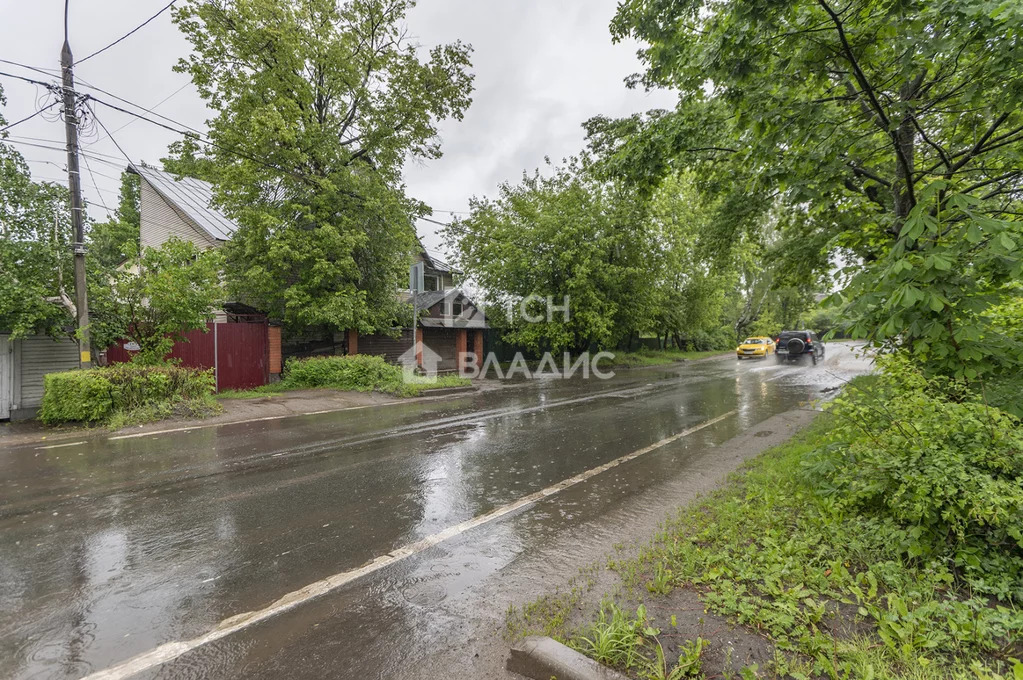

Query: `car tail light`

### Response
(774, 337, 779, 343)
(806, 338, 812, 344)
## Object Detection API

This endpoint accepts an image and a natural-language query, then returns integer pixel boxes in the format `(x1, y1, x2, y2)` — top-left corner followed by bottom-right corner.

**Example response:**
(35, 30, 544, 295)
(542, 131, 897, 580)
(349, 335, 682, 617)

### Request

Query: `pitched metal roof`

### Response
(412, 291, 448, 309)
(424, 250, 455, 274)
(132, 164, 238, 242)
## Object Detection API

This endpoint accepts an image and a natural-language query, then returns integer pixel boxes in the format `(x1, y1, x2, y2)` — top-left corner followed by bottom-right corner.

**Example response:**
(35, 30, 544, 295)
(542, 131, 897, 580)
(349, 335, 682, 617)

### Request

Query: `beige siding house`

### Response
(131, 164, 236, 251)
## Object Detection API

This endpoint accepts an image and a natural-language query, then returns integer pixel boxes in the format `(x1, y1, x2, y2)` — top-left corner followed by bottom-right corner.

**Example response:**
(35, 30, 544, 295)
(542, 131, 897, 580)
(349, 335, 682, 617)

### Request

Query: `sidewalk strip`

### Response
(106, 402, 402, 441)
(81, 409, 737, 680)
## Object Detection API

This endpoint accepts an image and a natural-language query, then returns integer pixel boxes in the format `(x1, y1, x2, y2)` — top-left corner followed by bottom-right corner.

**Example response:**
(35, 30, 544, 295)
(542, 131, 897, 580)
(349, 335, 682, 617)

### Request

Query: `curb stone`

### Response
(416, 385, 477, 398)
(507, 636, 630, 680)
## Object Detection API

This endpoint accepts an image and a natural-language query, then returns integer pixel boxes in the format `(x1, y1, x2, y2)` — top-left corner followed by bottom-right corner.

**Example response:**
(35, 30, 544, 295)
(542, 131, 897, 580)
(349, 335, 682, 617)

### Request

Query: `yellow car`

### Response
(736, 336, 775, 359)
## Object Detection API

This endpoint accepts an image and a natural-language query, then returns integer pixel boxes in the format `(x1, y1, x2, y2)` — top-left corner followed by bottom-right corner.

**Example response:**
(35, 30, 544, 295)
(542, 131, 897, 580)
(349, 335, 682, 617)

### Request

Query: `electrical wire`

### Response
(0, 59, 60, 79)
(84, 100, 137, 169)
(0, 69, 54, 89)
(87, 95, 324, 187)
(90, 81, 192, 144)
(78, 1, 177, 64)
(0, 137, 130, 169)
(0, 101, 60, 133)
(74, 76, 208, 138)
(1, 65, 497, 251)
(80, 149, 112, 216)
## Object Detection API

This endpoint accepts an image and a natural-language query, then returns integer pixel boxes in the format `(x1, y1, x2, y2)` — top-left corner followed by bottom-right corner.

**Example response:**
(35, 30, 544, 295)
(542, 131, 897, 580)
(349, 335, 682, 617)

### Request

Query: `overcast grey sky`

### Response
(0, 0, 675, 253)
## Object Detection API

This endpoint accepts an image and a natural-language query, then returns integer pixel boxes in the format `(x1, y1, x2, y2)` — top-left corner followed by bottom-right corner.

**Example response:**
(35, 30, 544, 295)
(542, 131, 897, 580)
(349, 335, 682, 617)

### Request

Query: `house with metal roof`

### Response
(131, 164, 486, 374)
(129, 163, 237, 250)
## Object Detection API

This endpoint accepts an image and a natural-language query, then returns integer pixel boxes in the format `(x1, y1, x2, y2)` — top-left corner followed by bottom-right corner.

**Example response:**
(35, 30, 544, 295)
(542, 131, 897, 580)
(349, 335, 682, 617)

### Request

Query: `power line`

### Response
(78, 1, 177, 64)
(87, 95, 325, 187)
(90, 81, 192, 144)
(84, 100, 137, 170)
(0, 59, 60, 79)
(1, 138, 131, 174)
(75, 76, 208, 138)
(1, 66, 504, 251)
(0, 68, 55, 89)
(80, 150, 111, 216)
(0, 100, 60, 133)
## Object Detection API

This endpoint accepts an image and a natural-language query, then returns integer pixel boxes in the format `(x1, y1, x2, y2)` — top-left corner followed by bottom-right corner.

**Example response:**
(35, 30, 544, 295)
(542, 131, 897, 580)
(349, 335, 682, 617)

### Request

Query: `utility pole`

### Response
(61, 6, 91, 368)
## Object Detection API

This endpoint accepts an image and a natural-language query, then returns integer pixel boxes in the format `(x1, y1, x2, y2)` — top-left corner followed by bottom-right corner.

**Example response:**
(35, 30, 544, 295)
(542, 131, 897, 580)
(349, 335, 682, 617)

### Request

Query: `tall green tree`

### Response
(607, 0, 1023, 379)
(169, 0, 474, 334)
(446, 158, 654, 353)
(0, 133, 76, 338)
(88, 171, 140, 270)
(646, 173, 731, 348)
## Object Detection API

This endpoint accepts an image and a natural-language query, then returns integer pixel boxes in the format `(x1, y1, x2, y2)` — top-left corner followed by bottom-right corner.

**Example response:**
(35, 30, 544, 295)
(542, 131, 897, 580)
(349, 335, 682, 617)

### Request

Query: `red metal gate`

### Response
(106, 322, 269, 392)
(213, 322, 268, 390)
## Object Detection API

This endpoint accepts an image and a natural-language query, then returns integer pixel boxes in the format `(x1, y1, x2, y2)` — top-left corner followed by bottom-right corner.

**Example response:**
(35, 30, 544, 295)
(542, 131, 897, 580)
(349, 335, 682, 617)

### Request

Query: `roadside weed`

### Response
(642, 637, 707, 680)
(647, 562, 673, 595)
(569, 603, 650, 670)
(517, 373, 1023, 678)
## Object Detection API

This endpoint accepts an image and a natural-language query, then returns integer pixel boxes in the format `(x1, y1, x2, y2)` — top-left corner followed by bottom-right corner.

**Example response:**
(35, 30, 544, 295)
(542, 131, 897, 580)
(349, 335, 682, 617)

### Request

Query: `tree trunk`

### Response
(892, 74, 922, 227)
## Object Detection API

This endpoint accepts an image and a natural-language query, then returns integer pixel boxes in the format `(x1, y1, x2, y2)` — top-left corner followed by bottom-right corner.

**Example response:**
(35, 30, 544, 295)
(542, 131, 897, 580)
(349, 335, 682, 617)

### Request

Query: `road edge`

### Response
(504, 407, 823, 679)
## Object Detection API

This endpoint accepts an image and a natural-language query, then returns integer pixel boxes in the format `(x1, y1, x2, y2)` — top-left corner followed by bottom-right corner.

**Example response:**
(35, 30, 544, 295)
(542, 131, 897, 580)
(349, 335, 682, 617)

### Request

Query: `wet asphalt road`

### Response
(0, 345, 871, 680)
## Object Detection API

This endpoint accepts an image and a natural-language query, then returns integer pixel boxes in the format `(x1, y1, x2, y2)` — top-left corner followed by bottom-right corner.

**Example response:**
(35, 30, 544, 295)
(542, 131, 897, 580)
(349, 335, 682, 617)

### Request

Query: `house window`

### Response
(451, 302, 463, 316)
(424, 275, 439, 291)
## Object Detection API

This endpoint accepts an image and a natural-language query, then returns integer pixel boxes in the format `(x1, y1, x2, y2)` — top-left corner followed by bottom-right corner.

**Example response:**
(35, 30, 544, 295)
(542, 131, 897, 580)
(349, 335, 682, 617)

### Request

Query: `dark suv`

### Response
(774, 330, 825, 365)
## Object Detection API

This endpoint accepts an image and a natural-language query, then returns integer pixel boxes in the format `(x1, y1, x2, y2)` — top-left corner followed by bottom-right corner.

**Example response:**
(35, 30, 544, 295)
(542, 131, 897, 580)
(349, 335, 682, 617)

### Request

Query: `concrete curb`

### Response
(507, 636, 630, 680)
(416, 385, 477, 398)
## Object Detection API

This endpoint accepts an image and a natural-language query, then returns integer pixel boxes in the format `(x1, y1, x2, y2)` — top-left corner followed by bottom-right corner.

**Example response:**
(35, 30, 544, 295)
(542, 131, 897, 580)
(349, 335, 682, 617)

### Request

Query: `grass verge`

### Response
(606, 349, 729, 368)
(509, 372, 1023, 679)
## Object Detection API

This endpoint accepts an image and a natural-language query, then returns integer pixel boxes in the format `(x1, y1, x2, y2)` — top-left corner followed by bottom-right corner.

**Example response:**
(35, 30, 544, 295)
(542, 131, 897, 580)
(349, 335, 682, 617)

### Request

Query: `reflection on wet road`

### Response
(0, 345, 870, 680)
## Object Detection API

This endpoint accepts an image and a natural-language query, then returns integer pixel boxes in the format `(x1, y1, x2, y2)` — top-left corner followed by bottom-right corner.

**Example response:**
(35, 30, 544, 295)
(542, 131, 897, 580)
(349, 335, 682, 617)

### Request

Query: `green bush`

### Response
(807, 355, 1023, 600)
(38, 371, 117, 423)
(683, 327, 734, 351)
(39, 363, 216, 424)
(282, 354, 402, 391)
(280, 354, 470, 397)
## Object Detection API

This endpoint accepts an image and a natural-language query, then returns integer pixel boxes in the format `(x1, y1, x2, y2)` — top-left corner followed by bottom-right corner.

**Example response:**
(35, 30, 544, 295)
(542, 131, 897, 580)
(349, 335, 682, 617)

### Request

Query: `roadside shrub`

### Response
(283, 354, 401, 391)
(281, 354, 470, 397)
(38, 371, 117, 423)
(39, 364, 216, 424)
(807, 355, 1023, 599)
(684, 327, 733, 351)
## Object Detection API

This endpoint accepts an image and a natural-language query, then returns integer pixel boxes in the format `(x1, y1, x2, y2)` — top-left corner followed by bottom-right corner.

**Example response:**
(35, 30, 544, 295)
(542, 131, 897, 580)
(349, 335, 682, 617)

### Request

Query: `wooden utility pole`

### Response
(61, 11, 91, 368)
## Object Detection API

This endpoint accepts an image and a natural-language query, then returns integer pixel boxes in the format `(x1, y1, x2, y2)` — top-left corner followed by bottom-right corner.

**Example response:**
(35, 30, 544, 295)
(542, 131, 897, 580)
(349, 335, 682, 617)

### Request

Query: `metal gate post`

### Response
(213, 322, 219, 392)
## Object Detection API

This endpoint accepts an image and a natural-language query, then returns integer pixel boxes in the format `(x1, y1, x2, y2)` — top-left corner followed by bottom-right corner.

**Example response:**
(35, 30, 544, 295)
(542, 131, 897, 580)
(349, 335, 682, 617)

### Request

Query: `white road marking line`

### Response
(34, 441, 87, 450)
(80, 409, 737, 680)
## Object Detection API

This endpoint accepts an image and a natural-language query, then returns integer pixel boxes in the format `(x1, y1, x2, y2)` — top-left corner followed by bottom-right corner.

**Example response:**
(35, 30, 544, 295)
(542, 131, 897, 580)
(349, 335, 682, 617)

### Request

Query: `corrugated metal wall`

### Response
(358, 330, 415, 365)
(215, 323, 269, 390)
(106, 323, 268, 392)
(19, 336, 80, 407)
(422, 328, 458, 372)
